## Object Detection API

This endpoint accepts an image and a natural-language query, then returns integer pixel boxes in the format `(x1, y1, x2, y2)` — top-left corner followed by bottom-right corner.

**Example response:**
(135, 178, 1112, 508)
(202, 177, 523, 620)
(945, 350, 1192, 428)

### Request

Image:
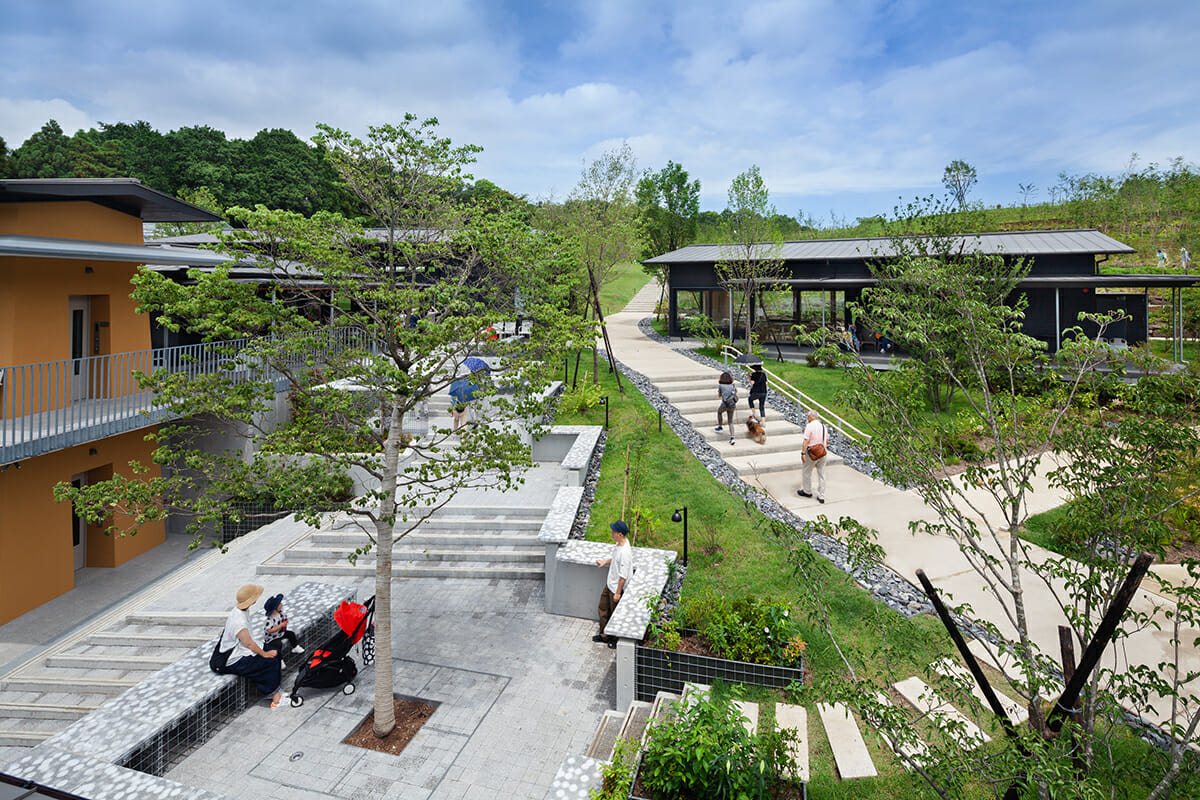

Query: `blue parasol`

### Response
(463, 357, 490, 373)
(449, 378, 481, 404)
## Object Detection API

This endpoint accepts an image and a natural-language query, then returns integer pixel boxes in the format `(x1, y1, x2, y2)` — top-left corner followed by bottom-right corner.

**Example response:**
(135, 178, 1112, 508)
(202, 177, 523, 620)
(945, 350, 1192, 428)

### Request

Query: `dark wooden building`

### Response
(645, 229, 1200, 354)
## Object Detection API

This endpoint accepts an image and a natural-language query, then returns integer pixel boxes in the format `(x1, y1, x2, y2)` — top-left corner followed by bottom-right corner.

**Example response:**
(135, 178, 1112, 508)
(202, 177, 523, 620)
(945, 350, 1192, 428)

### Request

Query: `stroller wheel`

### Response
(290, 694, 303, 707)
(343, 683, 355, 695)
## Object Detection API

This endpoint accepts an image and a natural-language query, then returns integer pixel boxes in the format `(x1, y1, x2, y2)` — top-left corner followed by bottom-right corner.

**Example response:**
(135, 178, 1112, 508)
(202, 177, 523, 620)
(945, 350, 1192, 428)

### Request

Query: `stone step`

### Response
(586, 710, 625, 761)
(966, 638, 1063, 698)
(653, 373, 722, 387)
(734, 700, 758, 737)
(662, 386, 752, 404)
(85, 631, 213, 648)
(313, 532, 538, 548)
(0, 701, 98, 721)
(672, 398, 737, 416)
(279, 546, 542, 564)
(0, 676, 138, 695)
(816, 702, 877, 780)
(775, 703, 810, 785)
(680, 409, 803, 436)
(681, 682, 711, 711)
(256, 562, 544, 580)
(724, 449, 843, 476)
(932, 658, 1028, 724)
(427, 505, 549, 520)
(706, 431, 808, 456)
(640, 691, 682, 749)
(416, 516, 545, 530)
(893, 676, 990, 748)
(867, 692, 930, 770)
(124, 611, 227, 627)
(0, 729, 52, 747)
(43, 653, 177, 671)
(617, 700, 652, 748)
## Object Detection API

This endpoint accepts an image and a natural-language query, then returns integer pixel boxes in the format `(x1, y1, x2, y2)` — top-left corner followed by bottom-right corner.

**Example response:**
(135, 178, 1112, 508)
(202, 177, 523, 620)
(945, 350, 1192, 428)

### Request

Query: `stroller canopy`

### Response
(334, 600, 370, 645)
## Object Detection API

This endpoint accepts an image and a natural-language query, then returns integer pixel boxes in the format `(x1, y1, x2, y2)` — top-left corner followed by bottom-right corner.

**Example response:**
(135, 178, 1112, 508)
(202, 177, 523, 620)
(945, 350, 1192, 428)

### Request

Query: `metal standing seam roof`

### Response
(0, 234, 233, 266)
(643, 229, 1136, 264)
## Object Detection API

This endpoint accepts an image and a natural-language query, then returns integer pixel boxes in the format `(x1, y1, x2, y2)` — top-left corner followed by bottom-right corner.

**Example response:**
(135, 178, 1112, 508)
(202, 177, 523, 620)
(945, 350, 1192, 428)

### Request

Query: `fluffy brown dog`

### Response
(746, 414, 766, 444)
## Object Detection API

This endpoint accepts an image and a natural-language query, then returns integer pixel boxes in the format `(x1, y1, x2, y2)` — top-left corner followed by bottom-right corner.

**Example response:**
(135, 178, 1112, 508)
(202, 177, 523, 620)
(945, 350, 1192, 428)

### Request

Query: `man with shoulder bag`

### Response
(797, 409, 828, 504)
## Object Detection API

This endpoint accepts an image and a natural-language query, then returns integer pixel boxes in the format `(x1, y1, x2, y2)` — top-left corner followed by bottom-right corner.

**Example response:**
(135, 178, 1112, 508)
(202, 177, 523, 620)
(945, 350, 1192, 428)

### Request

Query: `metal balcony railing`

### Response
(1, 328, 372, 465)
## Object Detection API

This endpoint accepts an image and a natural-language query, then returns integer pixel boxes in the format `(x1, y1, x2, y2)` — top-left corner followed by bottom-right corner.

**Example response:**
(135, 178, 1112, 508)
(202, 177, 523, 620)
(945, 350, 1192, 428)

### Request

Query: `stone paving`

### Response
(2, 460, 618, 799)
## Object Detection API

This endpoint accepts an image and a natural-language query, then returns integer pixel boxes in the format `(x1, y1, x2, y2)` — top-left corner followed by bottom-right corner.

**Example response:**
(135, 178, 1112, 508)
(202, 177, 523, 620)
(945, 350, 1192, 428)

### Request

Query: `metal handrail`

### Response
(721, 344, 872, 444)
(1, 327, 372, 465)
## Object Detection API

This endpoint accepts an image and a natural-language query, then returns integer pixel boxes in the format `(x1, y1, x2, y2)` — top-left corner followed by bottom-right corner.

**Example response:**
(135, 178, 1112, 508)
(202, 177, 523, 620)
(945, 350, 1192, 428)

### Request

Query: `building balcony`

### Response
(1, 329, 370, 466)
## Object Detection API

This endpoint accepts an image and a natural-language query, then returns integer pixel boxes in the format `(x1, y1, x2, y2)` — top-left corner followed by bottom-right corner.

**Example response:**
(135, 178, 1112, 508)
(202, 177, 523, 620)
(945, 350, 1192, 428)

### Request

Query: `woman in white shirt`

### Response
(220, 584, 285, 708)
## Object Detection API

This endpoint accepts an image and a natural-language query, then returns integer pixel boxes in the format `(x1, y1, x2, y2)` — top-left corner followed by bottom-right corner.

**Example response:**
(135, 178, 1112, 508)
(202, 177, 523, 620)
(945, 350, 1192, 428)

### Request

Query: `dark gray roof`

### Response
(645, 229, 1136, 264)
(0, 178, 222, 223)
(0, 234, 232, 266)
(745, 274, 1200, 290)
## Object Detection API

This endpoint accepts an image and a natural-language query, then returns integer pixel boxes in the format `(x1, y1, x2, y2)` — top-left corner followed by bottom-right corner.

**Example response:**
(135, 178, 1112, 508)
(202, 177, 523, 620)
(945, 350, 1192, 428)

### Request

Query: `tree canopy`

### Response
(57, 116, 587, 739)
(941, 159, 978, 209)
(635, 160, 700, 261)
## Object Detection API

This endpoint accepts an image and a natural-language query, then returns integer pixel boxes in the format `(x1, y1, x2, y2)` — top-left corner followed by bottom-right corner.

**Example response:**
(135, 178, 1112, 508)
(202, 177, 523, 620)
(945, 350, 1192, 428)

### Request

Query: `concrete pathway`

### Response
(605, 280, 1198, 731)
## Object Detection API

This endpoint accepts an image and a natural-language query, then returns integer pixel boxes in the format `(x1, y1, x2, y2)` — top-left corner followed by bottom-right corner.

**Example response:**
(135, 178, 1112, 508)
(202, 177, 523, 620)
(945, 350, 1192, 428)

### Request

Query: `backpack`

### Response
(720, 384, 738, 408)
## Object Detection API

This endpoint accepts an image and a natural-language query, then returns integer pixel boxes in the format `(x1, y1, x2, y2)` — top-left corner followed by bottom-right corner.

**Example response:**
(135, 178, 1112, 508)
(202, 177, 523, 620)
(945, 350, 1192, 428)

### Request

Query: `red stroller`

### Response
(289, 596, 376, 707)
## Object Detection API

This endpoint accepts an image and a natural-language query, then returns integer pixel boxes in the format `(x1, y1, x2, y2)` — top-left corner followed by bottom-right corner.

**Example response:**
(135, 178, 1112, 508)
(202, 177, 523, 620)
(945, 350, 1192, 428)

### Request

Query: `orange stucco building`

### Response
(0, 179, 222, 623)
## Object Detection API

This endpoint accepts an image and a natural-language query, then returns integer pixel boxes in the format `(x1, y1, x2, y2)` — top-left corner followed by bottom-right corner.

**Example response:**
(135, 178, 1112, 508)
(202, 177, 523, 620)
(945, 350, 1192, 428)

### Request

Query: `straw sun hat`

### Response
(236, 584, 264, 610)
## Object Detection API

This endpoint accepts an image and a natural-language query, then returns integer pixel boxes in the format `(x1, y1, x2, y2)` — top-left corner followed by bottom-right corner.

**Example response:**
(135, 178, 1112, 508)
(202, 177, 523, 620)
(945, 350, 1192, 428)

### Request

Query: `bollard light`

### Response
(671, 506, 688, 565)
(599, 396, 609, 429)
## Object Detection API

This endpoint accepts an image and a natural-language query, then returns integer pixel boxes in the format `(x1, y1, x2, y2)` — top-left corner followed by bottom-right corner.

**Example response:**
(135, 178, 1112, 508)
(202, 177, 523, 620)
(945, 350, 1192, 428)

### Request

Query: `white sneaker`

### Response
(729, 437, 735, 445)
(293, 646, 305, 654)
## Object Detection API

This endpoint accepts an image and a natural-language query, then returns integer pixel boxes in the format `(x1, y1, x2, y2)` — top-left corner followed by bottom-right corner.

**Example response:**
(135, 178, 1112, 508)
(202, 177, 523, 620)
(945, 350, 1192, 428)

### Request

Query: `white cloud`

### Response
(0, 98, 94, 145)
(1, 0, 1198, 223)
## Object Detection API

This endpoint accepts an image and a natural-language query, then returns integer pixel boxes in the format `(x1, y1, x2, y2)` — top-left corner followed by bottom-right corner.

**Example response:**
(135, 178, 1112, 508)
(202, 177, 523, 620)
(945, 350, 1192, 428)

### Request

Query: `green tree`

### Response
(147, 186, 225, 240)
(231, 128, 332, 214)
(941, 159, 977, 209)
(539, 144, 640, 386)
(98, 120, 172, 190)
(11, 120, 74, 178)
(0, 135, 10, 178)
(58, 117, 584, 739)
(818, 232, 1200, 796)
(635, 160, 700, 260)
(715, 165, 786, 348)
(68, 128, 124, 178)
(163, 125, 235, 201)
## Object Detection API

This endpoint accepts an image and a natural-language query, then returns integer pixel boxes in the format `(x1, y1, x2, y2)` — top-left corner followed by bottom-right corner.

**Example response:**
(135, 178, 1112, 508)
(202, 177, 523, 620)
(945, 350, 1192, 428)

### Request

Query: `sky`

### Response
(2, 0, 1198, 226)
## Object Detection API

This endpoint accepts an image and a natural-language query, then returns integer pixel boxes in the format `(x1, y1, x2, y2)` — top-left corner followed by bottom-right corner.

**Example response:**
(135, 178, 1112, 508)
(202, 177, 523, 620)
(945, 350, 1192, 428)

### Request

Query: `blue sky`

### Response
(1, 0, 1197, 225)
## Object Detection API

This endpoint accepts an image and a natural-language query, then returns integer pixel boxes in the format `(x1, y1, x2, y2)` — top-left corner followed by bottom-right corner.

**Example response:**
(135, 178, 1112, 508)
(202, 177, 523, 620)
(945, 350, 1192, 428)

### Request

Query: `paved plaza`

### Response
(1, 463, 616, 799)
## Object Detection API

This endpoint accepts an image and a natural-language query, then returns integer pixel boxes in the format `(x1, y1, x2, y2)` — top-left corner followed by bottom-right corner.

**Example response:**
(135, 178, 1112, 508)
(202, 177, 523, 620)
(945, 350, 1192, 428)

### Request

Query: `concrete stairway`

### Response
(656, 374, 842, 478)
(256, 503, 550, 580)
(581, 686, 811, 792)
(0, 612, 229, 747)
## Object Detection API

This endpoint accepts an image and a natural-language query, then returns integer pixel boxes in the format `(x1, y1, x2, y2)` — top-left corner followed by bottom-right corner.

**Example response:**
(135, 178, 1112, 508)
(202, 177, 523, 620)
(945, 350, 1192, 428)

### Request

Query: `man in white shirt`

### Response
(593, 520, 632, 649)
(797, 409, 828, 504)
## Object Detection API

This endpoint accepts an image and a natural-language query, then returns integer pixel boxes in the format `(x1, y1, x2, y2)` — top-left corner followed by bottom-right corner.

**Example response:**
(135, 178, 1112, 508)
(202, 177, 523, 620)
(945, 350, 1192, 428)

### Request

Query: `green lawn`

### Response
(553, 362, 1190, 798)
(1147, 338, 1200, 362)
(555, 364, 954, 797)
(597, 261, 654, 317)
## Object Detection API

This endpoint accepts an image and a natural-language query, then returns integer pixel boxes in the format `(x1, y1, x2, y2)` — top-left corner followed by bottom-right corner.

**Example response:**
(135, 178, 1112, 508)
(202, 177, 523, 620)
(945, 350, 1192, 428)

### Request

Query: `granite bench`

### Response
(3, 581, 355, 800)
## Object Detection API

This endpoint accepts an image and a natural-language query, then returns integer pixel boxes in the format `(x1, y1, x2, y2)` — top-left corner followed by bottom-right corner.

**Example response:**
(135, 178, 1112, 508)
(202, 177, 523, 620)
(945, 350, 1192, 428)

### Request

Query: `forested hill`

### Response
(0, 119, 360, 216)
